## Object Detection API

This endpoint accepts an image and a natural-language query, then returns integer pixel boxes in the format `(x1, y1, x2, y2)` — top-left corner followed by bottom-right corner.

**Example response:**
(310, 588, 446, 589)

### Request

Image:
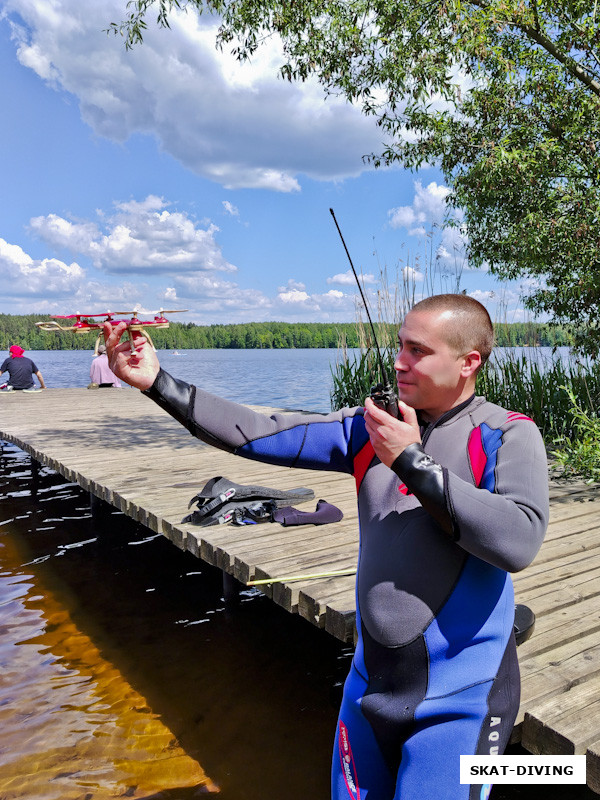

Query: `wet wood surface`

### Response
(1, 388, 600, 790)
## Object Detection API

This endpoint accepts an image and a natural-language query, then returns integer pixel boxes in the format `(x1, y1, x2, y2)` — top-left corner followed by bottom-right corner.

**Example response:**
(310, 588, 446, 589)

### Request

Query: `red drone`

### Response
(35, 308, 188, 352)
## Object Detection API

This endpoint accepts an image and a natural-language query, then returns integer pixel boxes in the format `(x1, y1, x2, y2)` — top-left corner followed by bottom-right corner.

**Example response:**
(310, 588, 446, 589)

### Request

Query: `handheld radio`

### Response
(329, 208, 400, 418)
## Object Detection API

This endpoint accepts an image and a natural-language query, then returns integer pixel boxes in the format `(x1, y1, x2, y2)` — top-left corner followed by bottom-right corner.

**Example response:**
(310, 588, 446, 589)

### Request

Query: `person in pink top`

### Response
(89, 344, 122, 388)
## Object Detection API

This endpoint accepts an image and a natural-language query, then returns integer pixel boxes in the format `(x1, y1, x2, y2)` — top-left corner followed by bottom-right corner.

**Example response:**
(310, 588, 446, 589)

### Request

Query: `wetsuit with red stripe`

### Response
(144, 372, 549, 800)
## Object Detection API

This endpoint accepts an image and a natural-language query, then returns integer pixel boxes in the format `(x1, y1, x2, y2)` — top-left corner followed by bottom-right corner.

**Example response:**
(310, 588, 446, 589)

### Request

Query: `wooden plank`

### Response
(586, 739, 600, 794)
(298, 579, 357, 637)
(521, 681, 600, 755)
(516, 595, 600, 661)
(546, 498, 600, 524)
(514, 552, 600, 602)
(517, 630, 600, 721)
(515, 565, 600, 618)
(230, 528, 357, 583)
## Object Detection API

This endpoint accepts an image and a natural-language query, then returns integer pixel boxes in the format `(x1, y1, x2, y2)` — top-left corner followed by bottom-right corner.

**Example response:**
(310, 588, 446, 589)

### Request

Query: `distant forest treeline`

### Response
(0, 314, 576, 351)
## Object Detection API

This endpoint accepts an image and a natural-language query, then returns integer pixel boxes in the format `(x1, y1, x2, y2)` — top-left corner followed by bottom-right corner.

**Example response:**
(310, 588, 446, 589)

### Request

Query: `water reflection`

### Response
(0, 562, 216, 798)
(0, 445, 350, 799)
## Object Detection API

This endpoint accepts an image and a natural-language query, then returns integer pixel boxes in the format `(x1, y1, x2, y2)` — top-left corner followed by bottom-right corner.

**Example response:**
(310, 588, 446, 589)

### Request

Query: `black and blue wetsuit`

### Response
(145, 371, 549, 800)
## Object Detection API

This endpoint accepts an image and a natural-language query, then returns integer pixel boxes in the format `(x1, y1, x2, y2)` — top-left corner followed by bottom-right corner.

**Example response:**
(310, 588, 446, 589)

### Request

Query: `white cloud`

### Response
(388, 181, 473, 274)
(278, 288, 311, 304)
(327, 269, 376, 286)
(388, 206, 416, 230)
(5, 0, 385, 191)
(278, 278, 306, 293)
(28, 214, 101, 252)
(273, 280, 354, 315)
(0, 237, 85, 297)
(222, 201, 239, 217)
(164, 272, 271, 313)
(0, 236, 152, 313)
(30, 195, 236, 275)
(402, 266, 424, 282)
(469, 290, 497, 304)
(388, 181, 451, 234)
(69, 280, 145, 311)
(436, 224, 469, 267)
(312, 289, 351, 311)
(468, 287, 538, 324)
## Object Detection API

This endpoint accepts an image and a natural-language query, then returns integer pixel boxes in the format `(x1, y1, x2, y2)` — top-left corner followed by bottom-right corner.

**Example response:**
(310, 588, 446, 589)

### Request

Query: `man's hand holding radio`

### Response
(364, 396, 421, 468)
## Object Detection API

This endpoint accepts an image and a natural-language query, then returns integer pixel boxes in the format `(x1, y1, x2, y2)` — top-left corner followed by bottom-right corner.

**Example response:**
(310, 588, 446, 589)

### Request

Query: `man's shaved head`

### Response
(409, 294, 494, 367)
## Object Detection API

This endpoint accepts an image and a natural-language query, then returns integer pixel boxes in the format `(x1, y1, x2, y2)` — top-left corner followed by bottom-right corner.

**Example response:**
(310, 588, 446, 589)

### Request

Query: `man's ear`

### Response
(461, 350, 482, 378)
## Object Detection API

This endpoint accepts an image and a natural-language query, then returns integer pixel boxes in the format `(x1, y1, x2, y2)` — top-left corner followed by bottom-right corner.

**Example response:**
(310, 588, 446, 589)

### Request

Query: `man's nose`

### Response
(394, 349, 408, 372)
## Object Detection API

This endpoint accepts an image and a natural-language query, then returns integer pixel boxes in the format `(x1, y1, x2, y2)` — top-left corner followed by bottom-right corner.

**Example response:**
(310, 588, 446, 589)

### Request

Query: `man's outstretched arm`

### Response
(104, 320, 359, 473)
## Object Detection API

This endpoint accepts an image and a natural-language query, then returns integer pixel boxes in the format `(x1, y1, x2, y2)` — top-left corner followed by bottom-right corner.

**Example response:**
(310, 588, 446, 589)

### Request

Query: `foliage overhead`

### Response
(111, 0, 600, 355)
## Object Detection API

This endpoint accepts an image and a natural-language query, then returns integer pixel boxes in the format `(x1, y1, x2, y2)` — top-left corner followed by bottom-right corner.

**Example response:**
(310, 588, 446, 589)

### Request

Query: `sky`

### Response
(0, 0, 534, 327)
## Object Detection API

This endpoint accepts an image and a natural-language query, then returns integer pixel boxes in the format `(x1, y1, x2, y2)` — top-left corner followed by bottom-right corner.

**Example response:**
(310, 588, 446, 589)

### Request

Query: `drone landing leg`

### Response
(143, 330, 157, 352)
(127, 327, 136, 354)
(126, 327, 157, 353)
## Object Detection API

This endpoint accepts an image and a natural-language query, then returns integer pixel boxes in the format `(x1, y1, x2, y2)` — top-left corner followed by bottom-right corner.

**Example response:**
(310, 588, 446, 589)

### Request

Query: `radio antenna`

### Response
(329, 208, 388, 384)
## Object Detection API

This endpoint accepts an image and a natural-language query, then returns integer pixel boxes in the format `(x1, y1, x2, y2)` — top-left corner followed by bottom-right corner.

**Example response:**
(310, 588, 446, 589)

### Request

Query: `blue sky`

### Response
(0, 0, 532, 326)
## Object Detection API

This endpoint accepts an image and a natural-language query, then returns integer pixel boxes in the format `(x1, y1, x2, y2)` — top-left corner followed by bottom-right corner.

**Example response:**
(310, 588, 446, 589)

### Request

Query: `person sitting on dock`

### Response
(0, 345, 46, 391)
(88, 343, 122, 389)
(103, 294, 549, 800)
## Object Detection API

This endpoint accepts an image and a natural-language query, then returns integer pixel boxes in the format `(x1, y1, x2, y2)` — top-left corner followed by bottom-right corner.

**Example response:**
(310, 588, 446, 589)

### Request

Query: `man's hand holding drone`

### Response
(103, 321, 160, 391)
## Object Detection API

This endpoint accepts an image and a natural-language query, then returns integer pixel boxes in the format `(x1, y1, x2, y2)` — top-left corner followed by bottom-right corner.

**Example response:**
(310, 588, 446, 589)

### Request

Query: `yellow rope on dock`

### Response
(247, 568, 356, 586)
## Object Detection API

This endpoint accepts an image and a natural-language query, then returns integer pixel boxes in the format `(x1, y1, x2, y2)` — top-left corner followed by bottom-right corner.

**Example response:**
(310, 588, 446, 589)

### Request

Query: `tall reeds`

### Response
(477, 351, 600, 442)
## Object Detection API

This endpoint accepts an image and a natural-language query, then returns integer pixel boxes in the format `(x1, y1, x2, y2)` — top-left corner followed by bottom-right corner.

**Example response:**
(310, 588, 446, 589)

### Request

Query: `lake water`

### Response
(18, 346, 575, 412)
(22, 348, 355, 413)
(0, 347, 594, 800)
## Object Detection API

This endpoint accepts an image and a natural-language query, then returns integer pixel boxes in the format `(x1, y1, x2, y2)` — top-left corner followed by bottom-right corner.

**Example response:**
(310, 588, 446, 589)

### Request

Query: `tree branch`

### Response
(467, 0, 600, 97)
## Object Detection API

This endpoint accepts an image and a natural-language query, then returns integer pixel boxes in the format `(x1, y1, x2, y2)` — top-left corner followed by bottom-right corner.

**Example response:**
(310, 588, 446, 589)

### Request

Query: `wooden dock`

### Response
(1, 388, 600, 790)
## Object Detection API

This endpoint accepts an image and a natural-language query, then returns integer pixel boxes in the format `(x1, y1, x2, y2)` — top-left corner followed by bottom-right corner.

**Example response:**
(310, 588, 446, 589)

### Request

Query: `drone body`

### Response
(35, 309, 188, 352)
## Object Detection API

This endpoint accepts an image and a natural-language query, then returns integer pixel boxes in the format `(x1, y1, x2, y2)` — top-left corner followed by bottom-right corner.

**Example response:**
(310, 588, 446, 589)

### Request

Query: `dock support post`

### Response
(31, 457, 40, 498)
(89, 492, 111, 519)
(222, 571, 242, 605)
(90, 492, 102, 517)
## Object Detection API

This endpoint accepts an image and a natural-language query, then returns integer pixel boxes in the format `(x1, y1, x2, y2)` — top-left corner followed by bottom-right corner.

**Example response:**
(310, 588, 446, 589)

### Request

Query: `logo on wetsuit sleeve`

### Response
(338, 720, 360, 799)
(487, 716, 502, 755)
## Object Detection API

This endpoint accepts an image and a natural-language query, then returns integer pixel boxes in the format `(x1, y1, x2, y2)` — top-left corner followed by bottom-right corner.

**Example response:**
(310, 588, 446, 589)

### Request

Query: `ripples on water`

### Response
(0, 444, 352, 799)
(23, 349, 351, 413)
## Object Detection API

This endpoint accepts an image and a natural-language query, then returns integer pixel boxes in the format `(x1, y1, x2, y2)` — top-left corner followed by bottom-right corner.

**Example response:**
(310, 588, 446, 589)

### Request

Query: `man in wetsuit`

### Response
(104, 294, 549, 800)
(0, 345, 46, 390)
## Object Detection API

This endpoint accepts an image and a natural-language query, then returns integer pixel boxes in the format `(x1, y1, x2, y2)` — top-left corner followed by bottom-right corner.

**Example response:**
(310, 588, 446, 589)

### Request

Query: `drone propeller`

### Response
(113, 308, 187, 316)
(51, 311, 116, 320)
